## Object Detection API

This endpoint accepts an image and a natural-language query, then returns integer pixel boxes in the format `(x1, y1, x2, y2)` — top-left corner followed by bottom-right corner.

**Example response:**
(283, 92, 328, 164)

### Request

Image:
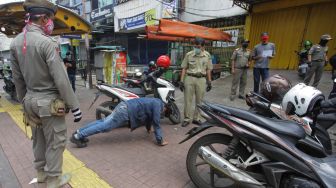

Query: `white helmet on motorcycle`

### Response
(282, 83, 324, 117)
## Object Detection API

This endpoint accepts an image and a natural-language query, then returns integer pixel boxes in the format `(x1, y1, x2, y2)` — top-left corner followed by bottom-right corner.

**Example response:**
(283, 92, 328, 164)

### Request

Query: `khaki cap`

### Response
(321, 34, 332, 40)
(23, 0, 58, 15)
(241, 39, 250, 44)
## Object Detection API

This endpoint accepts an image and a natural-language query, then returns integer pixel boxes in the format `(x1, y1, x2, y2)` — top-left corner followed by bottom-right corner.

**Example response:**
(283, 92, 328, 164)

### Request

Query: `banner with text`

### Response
(118, 8, 156, 31)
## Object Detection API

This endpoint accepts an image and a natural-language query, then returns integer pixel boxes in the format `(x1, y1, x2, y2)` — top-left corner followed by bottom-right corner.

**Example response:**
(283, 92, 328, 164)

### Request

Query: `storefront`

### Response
(113, 0, 178, 65)
(245, 0, 336, 70)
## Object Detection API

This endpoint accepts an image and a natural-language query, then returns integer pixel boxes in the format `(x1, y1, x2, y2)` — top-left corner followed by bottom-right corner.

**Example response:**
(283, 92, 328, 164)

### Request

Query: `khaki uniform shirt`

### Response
(231, 48, 251, 68)
(181, 50, 213, 75)
(10, 24, 79, 109)
(309, 44, 328, 61)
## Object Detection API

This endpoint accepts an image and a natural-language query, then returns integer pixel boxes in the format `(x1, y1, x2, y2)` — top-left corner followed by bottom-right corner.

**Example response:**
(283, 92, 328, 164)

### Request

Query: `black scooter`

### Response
(180, 101, 336, 188)
(246, 91, 336, 154)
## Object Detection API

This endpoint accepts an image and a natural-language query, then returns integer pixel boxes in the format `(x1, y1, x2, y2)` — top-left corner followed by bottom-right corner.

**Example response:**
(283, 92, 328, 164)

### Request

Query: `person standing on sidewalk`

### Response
(70, 98, 168, 148)
(63, 51, 77, 92)
(304, 34, 332, 87)
(252, 32, 276, 93)
(179, 37, 213, 127)
(10, 0, 82, 187)
(230, 39, 252, 101)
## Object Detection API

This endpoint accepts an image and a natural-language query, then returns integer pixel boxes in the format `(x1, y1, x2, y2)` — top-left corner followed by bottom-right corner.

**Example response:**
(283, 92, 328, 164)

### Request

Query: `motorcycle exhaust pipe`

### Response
(199, 146, 263, 186)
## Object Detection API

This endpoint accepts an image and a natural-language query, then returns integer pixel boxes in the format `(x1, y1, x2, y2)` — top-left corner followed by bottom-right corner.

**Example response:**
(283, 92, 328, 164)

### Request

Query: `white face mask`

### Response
(194, 47, 201, 55)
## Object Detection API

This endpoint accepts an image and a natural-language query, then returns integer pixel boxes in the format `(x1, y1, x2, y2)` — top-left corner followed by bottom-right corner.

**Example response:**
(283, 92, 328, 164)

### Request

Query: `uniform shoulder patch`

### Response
(186, 51, 194, 56)
(204, 51, 211, 57)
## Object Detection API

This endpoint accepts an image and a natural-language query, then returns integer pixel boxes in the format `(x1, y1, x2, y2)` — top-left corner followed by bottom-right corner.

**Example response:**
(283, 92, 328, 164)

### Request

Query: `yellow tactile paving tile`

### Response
(0, 96, 111, 188)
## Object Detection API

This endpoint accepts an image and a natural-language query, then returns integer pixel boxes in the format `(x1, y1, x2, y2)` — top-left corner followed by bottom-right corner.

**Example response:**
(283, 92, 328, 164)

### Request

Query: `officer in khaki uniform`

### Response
(230, 39, 252, 101)
(304, 34, 333, 87)
(179, 37, 213, 127)
(10, 1, 82, 187)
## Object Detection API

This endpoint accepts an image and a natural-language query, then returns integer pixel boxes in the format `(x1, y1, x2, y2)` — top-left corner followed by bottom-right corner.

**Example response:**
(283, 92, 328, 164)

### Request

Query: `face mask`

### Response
(42, 18, 54, 35)
(242, 43, 249, 48)
(194, 48, 201, 55)
(320, 40, 328, 46)
(261, 36, 269, 44)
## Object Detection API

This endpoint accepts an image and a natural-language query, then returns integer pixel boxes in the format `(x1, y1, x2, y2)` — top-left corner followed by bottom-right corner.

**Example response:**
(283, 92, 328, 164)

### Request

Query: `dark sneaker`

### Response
(74, 131, 89, 143)
(70, 133, 87, 148)
(192, 120, 203, 125)
(181, 121, 190, 127)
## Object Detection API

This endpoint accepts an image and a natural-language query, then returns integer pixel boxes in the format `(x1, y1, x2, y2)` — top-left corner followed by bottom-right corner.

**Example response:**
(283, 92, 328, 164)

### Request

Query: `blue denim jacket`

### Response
(125, 98, 164, 142)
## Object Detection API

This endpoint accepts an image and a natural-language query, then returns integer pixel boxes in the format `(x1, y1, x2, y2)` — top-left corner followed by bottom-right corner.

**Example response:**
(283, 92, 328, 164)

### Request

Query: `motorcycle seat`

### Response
(115, 86, 146, 97)
(211, 104, 306, 140)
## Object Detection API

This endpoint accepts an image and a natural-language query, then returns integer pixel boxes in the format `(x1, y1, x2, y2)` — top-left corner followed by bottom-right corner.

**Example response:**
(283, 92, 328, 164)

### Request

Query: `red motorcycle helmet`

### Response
(156, 55, 171, 69)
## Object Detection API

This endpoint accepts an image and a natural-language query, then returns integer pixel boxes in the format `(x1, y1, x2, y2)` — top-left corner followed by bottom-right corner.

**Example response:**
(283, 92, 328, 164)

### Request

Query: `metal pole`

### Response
(82, 0, 93, 89)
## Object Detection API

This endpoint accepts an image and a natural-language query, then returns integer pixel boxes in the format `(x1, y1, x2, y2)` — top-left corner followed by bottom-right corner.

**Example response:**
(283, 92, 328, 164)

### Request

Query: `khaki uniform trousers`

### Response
(304, 61, 325, 87)
(231, 68, 247, 96)
(24, 97, 67, 177)
(183, 76, 206, 122)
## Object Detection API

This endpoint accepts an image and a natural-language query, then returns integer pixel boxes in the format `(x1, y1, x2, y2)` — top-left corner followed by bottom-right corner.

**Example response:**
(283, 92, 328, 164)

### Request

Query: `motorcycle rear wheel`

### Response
(96, 101, 118, 120)
(168, 102, 181, 125)
(186, 133, 249, 188)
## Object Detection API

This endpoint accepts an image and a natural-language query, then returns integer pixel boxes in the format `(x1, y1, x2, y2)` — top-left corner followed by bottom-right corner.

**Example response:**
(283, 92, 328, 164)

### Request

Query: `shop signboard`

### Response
(114, 0, 130, 5)
(212, 29, 239, 47)
(91, 4, 114, 22)
(118, 8, 156, 31)
(162, 0, 177, 18)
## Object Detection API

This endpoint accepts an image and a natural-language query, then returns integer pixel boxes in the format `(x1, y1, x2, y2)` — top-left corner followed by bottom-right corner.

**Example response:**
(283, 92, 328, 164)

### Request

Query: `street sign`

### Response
(61, 34, 82, 39)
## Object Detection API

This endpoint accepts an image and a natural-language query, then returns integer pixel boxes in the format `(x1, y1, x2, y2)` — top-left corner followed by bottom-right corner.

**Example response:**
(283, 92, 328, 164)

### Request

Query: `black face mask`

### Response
(242, 43, 249, 48)
(320, 40, 328, 46)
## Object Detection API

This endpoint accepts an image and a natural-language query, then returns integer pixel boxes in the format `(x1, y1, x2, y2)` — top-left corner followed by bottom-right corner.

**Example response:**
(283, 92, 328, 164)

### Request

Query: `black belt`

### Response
(187, 73, 206, 78)
(312, 59, 325, 62)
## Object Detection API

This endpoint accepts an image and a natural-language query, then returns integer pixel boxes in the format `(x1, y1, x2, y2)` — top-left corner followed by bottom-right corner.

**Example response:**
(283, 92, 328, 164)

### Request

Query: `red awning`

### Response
(144, 19, 231, 42)
(154, 19, 231, 41)
(145, 26, 186, 41)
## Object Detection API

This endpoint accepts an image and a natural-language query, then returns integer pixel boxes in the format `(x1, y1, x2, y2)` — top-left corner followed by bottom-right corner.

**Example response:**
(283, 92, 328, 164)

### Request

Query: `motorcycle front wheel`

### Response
(96, 101, 118, 120)
(186, 133, 249, 188)
(168, 102, 181, 125)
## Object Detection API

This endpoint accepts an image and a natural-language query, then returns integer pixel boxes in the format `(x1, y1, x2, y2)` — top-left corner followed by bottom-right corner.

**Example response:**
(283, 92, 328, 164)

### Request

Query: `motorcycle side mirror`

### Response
(251, 91, 271, 107)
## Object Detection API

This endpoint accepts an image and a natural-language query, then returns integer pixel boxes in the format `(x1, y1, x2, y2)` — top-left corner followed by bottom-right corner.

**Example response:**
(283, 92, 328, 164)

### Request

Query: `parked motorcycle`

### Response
(296, 40, 312, 79)
(90, 68, 181, 124)
(246, 91, 335, 154)
(122, 61, 157, 92)
(180, 98, 336, 187)
(3, 63, 17, 101)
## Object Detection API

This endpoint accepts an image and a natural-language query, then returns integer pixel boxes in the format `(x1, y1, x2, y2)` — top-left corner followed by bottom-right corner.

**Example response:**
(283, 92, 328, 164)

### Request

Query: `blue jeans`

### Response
(77, 102, 129, 139)
(253, 68, 269, 93)
(68, 74, 76, 92)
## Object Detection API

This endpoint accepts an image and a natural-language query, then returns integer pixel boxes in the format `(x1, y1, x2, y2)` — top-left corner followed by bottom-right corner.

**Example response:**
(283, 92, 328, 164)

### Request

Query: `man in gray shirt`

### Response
(252, 32, 276, 93)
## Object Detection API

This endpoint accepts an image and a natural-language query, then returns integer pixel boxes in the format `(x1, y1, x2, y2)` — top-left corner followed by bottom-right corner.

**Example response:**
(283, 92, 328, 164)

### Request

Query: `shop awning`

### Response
(0, 2, 92, 36)
(145, 19, 231, 42)
(145, 26, 186, 42)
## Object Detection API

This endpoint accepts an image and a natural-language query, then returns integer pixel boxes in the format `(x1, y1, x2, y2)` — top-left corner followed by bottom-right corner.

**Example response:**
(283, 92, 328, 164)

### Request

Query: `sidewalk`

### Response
(0, 70, 335, 188)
